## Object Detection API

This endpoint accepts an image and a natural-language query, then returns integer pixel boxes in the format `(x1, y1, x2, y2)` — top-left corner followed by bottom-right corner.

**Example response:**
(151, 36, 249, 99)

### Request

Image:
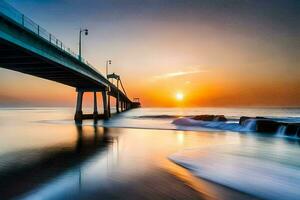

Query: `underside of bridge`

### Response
(0, 39, 104, 90)
(0, 38, 137, 121)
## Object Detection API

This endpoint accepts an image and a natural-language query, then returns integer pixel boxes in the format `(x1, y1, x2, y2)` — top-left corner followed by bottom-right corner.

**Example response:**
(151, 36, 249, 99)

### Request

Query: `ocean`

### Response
(0, 107, 300, 199)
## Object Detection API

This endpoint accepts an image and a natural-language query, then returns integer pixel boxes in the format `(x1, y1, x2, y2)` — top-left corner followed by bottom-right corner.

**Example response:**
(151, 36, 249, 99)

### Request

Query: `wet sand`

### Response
(0, 120, 258, 199)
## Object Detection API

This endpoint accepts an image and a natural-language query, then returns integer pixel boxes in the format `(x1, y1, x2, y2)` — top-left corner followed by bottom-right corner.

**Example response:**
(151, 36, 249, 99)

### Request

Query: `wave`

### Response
(172, 118, 257, 132)
(169, 149, 300, 200)
(172, 117, 300, 140)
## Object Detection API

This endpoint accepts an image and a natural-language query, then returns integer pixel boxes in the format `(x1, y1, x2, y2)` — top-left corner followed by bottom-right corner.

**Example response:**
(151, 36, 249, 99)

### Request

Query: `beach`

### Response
(0, 107, 300, 199)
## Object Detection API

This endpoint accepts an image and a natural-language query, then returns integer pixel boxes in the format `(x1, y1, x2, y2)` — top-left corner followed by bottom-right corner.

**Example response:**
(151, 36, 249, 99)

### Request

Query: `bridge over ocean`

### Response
(0, 1, 140, 121)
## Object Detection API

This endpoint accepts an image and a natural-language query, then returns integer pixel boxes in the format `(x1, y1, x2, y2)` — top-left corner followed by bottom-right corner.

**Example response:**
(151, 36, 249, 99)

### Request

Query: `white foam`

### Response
(276, 125, 287, 137)
(172, 118, 255, 132)
(170, 150, 300, 200)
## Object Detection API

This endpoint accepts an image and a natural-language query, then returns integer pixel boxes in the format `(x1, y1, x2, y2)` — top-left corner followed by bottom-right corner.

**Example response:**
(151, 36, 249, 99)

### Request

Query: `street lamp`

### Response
(79, 28, 88, 61)
(106, 60, 111, 78)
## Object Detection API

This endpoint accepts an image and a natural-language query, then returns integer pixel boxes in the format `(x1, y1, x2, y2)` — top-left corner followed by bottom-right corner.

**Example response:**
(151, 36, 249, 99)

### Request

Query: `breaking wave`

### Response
(169, 148, 300, 200)
(172, 117, 257, 132)
(172, 117, 300, 139)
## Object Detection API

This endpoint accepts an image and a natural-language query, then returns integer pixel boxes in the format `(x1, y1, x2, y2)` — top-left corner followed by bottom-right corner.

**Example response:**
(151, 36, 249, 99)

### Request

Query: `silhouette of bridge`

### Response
(0, 1, 140, 120)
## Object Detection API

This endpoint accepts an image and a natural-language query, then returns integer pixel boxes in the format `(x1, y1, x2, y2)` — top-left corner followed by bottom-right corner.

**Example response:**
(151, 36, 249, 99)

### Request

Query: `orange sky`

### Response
(0, 0, 299, 107)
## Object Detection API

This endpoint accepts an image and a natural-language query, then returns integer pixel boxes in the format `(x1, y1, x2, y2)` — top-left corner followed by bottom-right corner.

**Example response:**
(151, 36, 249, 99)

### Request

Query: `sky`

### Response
(0, 0, 299, 107)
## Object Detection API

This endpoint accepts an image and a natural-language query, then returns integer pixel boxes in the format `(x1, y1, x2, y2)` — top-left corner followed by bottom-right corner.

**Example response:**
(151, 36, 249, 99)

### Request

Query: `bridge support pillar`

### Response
(116, 93, 120, 113)
(75, 91, 84, 121)
(102, 90, 109, 119)
(93, 92, 98, 120)
(108, 92, 111, 118)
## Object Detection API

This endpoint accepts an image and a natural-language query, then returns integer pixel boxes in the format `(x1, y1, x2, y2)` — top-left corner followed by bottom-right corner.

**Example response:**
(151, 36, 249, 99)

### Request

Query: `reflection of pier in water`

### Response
(0, 123, 119, 199)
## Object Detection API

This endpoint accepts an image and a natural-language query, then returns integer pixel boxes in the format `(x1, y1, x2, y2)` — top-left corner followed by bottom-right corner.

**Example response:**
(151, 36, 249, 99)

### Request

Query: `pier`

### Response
(0, 1, 140, 121)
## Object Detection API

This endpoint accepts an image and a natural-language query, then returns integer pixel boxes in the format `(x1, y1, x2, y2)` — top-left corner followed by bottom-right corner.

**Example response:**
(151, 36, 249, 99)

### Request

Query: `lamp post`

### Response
(79, 28, 88, 61)
(106, 60, 111, 78)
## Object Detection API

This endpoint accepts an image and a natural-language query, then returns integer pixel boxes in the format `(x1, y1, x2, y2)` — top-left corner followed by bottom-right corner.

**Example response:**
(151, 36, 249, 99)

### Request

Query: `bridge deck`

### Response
(0, 39, 103, 89)
(0, 1, 141, 119)
(0, 0, 134, 103)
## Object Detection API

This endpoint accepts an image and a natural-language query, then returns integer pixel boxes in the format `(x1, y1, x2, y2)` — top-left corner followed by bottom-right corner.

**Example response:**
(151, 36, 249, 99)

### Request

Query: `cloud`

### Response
(152, 69, 206, 80)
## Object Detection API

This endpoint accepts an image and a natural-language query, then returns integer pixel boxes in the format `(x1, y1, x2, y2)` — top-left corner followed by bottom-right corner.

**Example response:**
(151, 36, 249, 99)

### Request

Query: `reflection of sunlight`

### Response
(176, 132, 185, 145)
(162, 158, 219, 199)
(224, 132, 241, 144)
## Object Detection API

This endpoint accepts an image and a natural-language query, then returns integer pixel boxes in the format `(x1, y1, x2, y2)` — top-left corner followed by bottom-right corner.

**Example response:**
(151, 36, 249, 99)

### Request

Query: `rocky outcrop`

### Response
(239, 116, 251, 125)
(241, 118, 280, 133)
(239, 116, 266, 125)
(285, 124, 300, 137)
(189, 114, 300, 137)
(239, 116, 300, 136)
(192, 115, 227, 122)
(255, 120, 281, 133)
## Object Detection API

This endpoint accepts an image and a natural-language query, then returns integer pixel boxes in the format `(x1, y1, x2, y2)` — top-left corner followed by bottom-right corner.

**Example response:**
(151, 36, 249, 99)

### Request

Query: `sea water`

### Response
(0, 107, 300, 199)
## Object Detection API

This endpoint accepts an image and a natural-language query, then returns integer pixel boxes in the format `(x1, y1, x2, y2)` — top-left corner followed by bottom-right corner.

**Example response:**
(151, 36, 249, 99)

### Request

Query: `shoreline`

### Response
(1, 108, 299, 199)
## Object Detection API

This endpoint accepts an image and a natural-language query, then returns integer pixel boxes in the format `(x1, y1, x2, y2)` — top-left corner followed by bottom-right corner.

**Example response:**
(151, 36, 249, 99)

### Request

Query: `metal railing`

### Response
(0, 0, 100, 74)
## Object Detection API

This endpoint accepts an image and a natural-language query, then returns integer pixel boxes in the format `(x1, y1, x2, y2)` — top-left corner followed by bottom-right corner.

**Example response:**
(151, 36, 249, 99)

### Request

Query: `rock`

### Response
(239, 116, 267, 125)
(255, 119, 281, 133)
(215, 115, 227, 122)
(239, 116, 281, 133)
(239, 116, 268, 125)
(285, 124, 299, 136)
(192, 115, 227, 122)
(297, 127, 300, 138)
(239, 116, 251, 125)
(193, 115, 214, 121)
(239, 116, 300, 135)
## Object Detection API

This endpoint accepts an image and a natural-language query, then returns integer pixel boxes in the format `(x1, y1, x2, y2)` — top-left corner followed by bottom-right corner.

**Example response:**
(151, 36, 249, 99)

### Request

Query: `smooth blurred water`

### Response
(0, 107, 300, 200)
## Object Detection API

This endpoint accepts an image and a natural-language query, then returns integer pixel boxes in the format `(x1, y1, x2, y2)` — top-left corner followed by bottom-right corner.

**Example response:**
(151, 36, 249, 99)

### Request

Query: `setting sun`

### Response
(175, 92, 184, 101)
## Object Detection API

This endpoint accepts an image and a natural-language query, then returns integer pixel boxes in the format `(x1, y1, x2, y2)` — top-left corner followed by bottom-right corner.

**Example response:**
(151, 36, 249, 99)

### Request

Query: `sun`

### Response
(175, 92, 184, 101)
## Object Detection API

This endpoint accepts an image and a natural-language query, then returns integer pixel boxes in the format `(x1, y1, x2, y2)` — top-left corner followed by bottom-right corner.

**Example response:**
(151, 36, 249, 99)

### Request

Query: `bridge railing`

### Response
(0, 0, 98, 73)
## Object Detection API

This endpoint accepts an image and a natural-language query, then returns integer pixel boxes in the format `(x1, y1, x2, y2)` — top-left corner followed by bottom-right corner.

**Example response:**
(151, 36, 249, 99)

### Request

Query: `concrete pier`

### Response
(0, 1, 141, 122)
(102, 90, 109, 120)
(93, 92, 98, 120)
(75, 91, 84, 121)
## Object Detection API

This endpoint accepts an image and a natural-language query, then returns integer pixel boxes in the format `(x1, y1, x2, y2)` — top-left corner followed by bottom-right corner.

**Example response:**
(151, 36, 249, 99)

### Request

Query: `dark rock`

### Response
(215, 115, 227, 122)
(255, 119, 281, 133)
(239, 116, 268, 126)
(285, 124, 299, 136)
(239, 116, 300, 135)
(239, 116, 266, 125)
(256, 117, 267, 120)
(297, 127, 300, 138)
(192, 115, 227, 122)
(239, 116, 251, 125)
(193, 115, 214, 121)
